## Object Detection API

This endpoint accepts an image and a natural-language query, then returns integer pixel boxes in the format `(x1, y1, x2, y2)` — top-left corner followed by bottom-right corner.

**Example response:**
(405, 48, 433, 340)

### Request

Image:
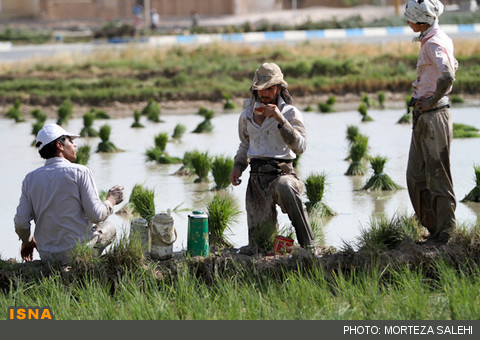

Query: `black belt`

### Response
(250, 158, 293, 174)
(422, 104, 450, 114)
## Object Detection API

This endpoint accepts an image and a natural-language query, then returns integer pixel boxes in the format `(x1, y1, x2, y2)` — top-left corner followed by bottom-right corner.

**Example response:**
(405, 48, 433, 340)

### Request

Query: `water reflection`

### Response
(1, 106, 479, 261)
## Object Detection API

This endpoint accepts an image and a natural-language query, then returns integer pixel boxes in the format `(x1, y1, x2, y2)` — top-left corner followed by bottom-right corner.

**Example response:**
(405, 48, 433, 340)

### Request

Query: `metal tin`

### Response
(187, 210, 209, 257)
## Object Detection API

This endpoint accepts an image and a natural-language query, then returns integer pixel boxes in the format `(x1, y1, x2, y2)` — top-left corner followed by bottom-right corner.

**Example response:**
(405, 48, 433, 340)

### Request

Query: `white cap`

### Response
(36, 123, 80, 151)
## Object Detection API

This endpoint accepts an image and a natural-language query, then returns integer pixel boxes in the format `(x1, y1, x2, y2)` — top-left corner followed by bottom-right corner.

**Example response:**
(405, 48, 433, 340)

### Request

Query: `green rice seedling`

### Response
(131, 109, 144, 128)
(450, 94, 464, 104)
(303, 104, 314, 112)
(103, 230, 144, 269)
(145, 146, 163, 163)
(304, 172, 335, 217)
(190, 150, 212, 183)
(358, 103, 373, 122)
(252, 221, 277, 253)
(361, 93, 377, 108)
(96, 124, 120, 153)
(92, 108, 110, 119)
(74, 144, 91, 165)
(5, 99, 25, 122)
(206, 191, 241, 248)
(154, 132, 168, 152)
(211, 154, 234, 190)
(69, 241, 102, 273)
(31, 121, 45, 145)
(326, 96, 336, 106)
(30, 108, 47, 123)
(308, 207, 326, 246)
(56, 99, 73, 125)
(397, 112, 412, 124)
(129, 183, 156, 223)
(172, 123, 186, 139)
(345, 137, 368, 176)
(377, 91, 386, 108)
(223, 94, 236, 109)
(346, 125, 360, 145)
(80, 112, 98, 137)
(141, 98, 162, 122)
(145, 133, 181, 164)
(356, 214, 419, 255)
(453, 123, 480, 138)
(318, 102, 334, 113)
(461, 165, 480, 202)
(363, 155, 402, 191)
(192, 107, 214, 133)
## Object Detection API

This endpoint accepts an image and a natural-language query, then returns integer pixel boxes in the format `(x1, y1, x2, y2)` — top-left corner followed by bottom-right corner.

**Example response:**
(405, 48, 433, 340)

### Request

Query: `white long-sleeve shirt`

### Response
(14, 157, 113, 255)
(233, 96, 307, 171)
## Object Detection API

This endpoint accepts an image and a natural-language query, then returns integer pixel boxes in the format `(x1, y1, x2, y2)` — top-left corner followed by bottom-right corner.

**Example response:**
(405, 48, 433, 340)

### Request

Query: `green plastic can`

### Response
(187, 210, 209, 257)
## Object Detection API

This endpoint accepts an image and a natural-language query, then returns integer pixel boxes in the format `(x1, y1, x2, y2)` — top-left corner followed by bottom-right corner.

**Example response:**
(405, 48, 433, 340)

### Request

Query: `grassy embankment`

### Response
(1, 214, 480, 320)
(0, 40, 479, 109)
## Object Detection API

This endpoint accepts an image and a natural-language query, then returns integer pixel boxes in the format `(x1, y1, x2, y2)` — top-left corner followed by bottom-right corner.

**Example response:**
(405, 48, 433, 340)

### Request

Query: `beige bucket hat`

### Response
(251, 63, 288, 91)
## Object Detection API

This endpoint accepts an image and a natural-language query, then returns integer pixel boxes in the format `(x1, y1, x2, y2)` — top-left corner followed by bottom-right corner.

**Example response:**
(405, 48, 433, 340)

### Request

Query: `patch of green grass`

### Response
(453, 123, 480, 139)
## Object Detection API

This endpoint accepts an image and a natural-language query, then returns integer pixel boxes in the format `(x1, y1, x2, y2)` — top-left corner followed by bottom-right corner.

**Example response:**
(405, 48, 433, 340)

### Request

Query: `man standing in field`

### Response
(404, 0, 458, 246)
(14, 123, 124, 264)
(229, 62, 315, 254)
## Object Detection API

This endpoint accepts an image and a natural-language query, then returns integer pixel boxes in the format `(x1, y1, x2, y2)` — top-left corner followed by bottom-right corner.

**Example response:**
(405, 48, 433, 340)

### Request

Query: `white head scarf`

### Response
(404, 0, 444, 25)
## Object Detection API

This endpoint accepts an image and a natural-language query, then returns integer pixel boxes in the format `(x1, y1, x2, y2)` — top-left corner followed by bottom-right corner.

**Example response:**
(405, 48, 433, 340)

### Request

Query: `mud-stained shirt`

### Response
(233, 96, 307, 171)
(413, 24, 458, 102)
(14, 157, 113, 255)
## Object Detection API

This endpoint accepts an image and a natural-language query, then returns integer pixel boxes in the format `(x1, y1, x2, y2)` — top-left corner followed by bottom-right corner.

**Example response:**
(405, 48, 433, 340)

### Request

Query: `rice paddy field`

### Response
(1, 39, 480, 321)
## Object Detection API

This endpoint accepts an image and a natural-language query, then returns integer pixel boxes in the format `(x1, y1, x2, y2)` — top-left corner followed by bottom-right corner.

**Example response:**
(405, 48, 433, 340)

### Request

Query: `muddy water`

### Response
(1, 106, 480, 261)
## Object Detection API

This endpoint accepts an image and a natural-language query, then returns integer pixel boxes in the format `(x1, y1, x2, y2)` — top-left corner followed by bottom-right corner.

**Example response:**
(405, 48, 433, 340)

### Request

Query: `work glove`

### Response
(107, 185, 124, 205)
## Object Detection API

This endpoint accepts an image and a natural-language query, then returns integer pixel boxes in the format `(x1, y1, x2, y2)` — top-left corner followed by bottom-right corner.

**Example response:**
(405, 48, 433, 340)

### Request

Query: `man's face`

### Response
(59, 136, 77, 162)
(257, 85, 280, 105)
(407, 21, 429, 33)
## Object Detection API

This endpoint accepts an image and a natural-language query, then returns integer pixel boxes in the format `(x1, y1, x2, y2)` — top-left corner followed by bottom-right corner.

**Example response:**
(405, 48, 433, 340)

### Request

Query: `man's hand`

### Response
(21, 238, 37, 262)
(255, 104, 287, 126)
(107, 185, 124, 205)
(229, 167, 243, 186)
(414, 97, 433, 113)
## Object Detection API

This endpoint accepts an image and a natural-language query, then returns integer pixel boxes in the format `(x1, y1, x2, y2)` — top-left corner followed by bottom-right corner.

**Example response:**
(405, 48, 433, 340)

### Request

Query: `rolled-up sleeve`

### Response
(77, 168, 113, 223)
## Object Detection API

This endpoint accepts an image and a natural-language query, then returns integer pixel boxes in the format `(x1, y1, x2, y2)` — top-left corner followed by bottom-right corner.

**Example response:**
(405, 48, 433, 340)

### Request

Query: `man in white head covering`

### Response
(14, 124, 125, 264)
(404, 0, 458, 247)
(229, 63, 315, 255)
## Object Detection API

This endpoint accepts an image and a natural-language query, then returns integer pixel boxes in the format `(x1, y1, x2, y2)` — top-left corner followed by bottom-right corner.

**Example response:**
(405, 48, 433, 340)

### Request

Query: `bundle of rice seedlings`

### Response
(345, 137, 368, 176)
(206, 191, 241, 248)
(104, 231, 144, 269)
(80, 112, 98, 137)
(92, 108, 110, 119)
(223, 94, 236, 109)
(461, 165, 480, 202)
(5, 99, 25, 122)
(131, 110, 144, 128)
(30, 109, 47, 145)
(450, 94, 464, 104)
(346, 125, 360, 145)
(172, 151, 195, 176)
(145, 132, 182, 164)
(172, 123, 186, 139)
(326, 96, 337, 106)
(318, 102, 334, 113)
(193, 107, 214, 133)
(141, 98, 162, 122)
(361, 93, 377, 108)
(363, 155, 402, 191)
(97, 124, 120, 152)
(69, 242, 102, 273)
(358, 103, 373, 122)
(74, 144, 91, 165)
(129, 183, 156, 223)
(398, 95, 413, 124)
(308, 208, 326, 246)
(453, 123, 480, 139)
(211, 154, 234, 190)
(56, 99, 73, 126)
(303, 104, 314, 112)
(304, 172, 335, 216)
(190, 150, 212, 182)
(377, 91, 386, 108)
(252, 221, 277, 253)
(30, 108, 47, 123)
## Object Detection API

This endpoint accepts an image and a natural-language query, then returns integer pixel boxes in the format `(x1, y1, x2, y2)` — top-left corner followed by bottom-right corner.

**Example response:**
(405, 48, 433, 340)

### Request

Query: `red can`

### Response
(272, 235, 294, 255)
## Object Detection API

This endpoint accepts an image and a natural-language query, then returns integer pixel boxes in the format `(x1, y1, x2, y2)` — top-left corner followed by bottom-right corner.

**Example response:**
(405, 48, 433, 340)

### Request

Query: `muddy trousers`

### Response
(245, 171, 314, 248)
(406, 107, 456, 241)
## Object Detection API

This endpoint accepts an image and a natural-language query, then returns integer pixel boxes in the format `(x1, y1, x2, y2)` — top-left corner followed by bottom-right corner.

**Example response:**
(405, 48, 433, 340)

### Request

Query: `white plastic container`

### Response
(149, 210, 177, 260)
